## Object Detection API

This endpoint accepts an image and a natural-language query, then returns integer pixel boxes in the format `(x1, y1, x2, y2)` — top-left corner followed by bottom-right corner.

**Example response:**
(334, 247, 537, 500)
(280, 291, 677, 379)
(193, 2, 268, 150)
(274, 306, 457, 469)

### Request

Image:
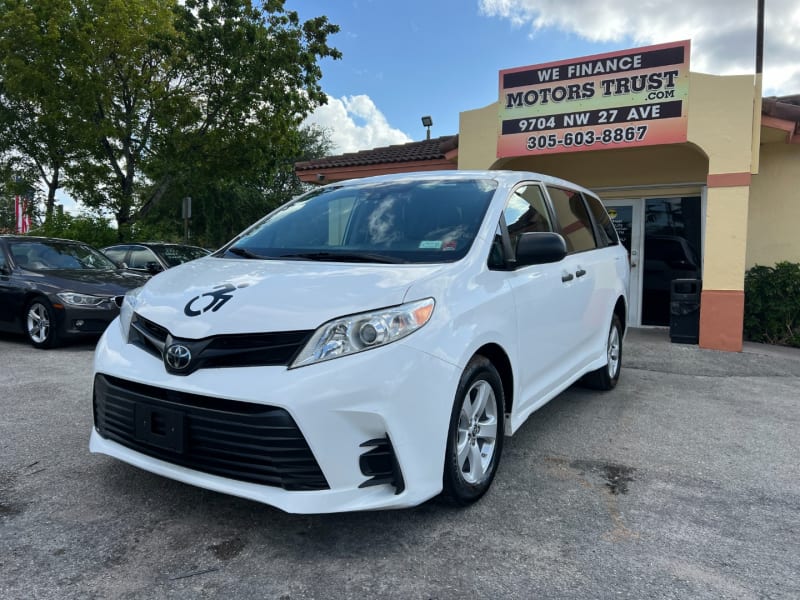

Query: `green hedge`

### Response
(743, 262, 800, 347)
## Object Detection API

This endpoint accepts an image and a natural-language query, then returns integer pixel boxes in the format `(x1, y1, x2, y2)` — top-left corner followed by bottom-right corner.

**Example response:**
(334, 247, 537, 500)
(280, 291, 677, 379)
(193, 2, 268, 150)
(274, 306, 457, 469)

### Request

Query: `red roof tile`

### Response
(296, 135, 458, 171)
(762, 94, 800, 126)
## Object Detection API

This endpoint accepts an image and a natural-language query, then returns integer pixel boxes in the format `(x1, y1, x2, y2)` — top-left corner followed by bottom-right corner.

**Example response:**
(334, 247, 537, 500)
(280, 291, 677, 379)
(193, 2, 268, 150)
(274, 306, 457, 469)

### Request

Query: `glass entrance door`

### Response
(604, 200, 643, 326)
(641, 197, 702, 326)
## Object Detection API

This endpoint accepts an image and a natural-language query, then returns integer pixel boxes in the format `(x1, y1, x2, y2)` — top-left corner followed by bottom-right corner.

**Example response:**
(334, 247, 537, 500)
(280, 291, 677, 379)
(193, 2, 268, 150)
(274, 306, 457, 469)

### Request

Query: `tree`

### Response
(0, 0, 78, 222)
(1, 0, 340, 239)
(135, 123, 336, 248)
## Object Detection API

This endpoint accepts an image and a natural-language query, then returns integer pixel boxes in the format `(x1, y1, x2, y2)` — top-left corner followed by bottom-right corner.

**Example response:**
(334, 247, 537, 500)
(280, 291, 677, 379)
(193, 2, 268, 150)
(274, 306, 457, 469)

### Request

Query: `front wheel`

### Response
(441, 356, 505, 506)
(25, 298, 59, 349)
(583, 314, 623, 390)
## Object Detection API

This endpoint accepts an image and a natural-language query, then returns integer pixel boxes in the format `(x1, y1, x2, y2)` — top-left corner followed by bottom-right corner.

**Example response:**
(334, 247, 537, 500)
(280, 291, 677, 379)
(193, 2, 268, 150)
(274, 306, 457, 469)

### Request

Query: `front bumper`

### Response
(56, 302, 120, 338)
(90, 321, 460, 513)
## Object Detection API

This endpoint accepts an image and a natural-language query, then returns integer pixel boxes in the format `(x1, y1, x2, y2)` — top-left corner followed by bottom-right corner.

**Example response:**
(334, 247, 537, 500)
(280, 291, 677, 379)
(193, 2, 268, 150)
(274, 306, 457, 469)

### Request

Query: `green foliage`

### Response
(0, 0, 82, 219)
(29, 211, 119, 248)
(0, 0, 340, 237)
(136, 123, 335, 248)
(743, 262, 800, 347)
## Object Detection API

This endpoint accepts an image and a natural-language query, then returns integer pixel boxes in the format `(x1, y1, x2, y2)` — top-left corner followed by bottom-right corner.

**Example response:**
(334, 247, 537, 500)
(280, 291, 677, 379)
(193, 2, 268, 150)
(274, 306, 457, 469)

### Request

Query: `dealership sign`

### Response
(498, 40, 690, 157)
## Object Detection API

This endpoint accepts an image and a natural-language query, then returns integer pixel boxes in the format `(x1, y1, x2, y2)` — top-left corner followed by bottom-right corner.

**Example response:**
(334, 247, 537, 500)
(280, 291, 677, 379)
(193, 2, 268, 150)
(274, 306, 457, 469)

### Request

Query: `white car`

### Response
(90, 171, 629, 514)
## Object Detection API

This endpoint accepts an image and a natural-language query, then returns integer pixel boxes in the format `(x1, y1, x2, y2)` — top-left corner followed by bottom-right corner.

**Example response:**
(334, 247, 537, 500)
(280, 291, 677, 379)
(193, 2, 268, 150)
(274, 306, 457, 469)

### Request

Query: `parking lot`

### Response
(1, 328, 799, 599)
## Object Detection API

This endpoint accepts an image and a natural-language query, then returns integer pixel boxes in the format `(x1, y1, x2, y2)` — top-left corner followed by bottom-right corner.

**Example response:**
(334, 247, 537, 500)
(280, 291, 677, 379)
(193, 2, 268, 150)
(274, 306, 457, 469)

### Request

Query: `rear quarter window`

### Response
(546, 187, 598, 253)
(585, 195, 619, 247)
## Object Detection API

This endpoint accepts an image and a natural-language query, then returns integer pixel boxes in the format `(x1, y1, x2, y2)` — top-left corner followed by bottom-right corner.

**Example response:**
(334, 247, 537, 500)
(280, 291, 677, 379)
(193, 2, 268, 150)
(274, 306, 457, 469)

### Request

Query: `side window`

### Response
(585, 194, 619, 247)
(488, 224, 506, 269)
(0, 248, 7, 271)
(503, 185, 553, 252)
(103, 248, 127, 264)
(128, 247, 158, 269)
(547, 186, 598, 253)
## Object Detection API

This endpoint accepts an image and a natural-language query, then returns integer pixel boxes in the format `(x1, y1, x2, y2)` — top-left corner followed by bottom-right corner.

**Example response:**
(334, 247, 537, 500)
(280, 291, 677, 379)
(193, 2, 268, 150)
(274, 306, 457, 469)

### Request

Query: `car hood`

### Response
(23, 268, 148, 295)
(135, 257, 446, 338)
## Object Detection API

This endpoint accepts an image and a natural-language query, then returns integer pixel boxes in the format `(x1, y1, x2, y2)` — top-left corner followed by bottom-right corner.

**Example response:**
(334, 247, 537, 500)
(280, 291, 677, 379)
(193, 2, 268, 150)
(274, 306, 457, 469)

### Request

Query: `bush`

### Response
(743, 262, 800, 347)
(28, 212, 119, 248)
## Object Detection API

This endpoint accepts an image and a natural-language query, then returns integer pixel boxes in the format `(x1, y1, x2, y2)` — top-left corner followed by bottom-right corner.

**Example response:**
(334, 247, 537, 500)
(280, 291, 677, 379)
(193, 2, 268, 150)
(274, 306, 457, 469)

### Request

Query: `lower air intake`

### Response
(358, 436, 405, 495)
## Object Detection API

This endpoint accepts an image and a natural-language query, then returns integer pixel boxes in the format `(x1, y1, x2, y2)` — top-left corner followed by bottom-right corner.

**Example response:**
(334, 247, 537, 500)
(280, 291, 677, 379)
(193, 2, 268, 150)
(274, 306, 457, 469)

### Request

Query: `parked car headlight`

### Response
(291, 298, 435, 368)
(56, 292, 107, 307)
(118, 287, 143, 339)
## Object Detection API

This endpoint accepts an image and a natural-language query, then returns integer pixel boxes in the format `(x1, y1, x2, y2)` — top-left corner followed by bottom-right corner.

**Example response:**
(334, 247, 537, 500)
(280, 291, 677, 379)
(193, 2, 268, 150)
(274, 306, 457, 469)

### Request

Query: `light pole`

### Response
(421, 115, 433, 140)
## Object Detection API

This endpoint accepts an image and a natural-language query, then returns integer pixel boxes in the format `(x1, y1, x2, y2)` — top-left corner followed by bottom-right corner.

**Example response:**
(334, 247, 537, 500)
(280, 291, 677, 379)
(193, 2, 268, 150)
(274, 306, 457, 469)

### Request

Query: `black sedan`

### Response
(0, 236, 148, 348)
(101, 242, 210, 276)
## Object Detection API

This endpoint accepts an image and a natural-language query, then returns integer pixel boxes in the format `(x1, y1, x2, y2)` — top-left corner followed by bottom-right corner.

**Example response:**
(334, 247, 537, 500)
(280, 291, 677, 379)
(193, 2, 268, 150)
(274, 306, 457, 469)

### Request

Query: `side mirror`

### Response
(145, 261, 163, 275)
(0, 263, 10, 276)
(514, 232, 567, 267)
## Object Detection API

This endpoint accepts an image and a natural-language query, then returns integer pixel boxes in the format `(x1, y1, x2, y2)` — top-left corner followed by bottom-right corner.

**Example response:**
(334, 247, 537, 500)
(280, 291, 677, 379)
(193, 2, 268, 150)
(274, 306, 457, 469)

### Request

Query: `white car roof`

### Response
(327, 170, 599, 199)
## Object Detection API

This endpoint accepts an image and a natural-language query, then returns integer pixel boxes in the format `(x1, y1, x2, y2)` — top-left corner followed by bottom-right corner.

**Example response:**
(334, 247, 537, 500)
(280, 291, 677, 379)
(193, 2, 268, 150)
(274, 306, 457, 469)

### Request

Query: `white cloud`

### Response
(479, 0, 800, 96)
(304, 95, 412, 154)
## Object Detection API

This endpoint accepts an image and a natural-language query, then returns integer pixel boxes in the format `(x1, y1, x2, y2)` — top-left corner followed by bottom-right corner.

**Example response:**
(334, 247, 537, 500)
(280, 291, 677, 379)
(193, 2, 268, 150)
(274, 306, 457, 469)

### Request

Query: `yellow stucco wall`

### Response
(495, 145, 707, 190)
(458, 104, 498, 170)
(459, 72, 757, 177)
(747, 142, 800, 267)
(703, 186, 750, 290)
(686, 74, 755, 174)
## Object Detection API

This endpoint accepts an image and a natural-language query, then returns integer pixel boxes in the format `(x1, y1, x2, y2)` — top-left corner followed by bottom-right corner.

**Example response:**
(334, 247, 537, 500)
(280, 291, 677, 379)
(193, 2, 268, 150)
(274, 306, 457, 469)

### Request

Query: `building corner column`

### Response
(698, 174, 751, 352)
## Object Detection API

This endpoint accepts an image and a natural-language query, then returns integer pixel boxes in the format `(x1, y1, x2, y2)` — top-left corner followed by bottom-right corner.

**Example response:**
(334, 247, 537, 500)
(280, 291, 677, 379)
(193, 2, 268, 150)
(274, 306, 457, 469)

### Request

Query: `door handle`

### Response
(561, 272, 574, 282)
(576, 268, 587, 278)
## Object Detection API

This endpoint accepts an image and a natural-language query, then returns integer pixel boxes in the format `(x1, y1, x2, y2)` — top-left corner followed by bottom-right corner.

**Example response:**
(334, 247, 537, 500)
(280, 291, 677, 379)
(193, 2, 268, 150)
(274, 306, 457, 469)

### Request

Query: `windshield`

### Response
(225, 178, 498, 263)
(151, 245, 210, 267)
(10, 240, 118, 271)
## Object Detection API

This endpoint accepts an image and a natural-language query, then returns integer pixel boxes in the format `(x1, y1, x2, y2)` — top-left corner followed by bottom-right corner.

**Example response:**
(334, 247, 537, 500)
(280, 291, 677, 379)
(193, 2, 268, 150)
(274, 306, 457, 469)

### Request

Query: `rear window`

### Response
(152, 245, 209, 267)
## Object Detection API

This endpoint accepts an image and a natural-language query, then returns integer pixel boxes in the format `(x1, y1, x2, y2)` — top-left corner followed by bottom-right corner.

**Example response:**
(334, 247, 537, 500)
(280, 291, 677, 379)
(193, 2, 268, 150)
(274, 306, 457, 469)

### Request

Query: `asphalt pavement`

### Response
(1, 328, 799, 599)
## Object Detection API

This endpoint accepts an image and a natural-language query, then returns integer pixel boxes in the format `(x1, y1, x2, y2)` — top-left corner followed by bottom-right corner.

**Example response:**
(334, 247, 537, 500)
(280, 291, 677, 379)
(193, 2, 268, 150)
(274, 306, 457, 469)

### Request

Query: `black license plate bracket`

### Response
(134, 404, 186, 453)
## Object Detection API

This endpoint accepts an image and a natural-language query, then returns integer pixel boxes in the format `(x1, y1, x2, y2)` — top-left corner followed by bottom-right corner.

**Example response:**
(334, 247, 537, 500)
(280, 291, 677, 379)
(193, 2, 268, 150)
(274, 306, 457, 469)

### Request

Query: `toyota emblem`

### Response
(165, 344, 192, 371)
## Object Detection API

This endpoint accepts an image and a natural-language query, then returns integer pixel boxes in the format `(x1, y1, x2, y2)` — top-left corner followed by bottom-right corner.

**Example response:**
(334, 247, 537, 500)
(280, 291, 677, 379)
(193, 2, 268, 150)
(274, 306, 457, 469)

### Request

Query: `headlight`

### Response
(118, 287, 143, 339)
(290, 298, 435, 368)
(56, 292, 107, 307)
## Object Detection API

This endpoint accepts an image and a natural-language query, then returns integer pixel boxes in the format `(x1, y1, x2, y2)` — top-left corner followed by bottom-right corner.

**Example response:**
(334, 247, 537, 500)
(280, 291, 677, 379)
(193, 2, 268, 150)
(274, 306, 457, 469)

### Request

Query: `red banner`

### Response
(15, 195, 30, 234)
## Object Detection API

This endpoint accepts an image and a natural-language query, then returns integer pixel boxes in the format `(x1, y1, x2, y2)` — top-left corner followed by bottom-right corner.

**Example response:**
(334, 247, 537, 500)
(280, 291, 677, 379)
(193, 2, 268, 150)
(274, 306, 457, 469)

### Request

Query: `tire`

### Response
(441, 355, 505, 506)
(25, 297, 59, 349)
(583, 314, 623, 391)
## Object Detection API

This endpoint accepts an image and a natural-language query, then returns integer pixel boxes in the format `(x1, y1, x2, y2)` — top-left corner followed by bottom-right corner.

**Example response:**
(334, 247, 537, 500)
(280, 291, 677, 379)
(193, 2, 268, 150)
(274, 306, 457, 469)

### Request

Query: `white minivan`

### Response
(90, 171, 629, 514)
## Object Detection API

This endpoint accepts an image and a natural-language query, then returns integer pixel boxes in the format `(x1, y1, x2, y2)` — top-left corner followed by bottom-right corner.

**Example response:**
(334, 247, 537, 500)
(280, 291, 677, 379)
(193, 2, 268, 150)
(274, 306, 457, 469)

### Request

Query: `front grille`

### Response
(93, 374, 329, 491)
(129, 313, 313, 374)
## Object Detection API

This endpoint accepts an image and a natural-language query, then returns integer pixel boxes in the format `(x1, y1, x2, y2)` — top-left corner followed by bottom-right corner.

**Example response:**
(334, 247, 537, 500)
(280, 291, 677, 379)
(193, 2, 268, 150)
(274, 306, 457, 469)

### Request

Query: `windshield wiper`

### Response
(278, 251, 408, 264)
(226, 247, 266, 259)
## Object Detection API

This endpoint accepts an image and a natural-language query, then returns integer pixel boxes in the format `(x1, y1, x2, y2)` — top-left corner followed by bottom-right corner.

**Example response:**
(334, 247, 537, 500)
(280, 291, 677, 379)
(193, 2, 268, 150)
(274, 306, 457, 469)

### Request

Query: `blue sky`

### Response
(291, 0, 799, 153)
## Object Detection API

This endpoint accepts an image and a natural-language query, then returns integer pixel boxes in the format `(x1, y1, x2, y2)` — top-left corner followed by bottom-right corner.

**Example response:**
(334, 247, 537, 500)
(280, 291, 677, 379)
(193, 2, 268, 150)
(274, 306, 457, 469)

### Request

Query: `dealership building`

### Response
(296, 40, 800, 353)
